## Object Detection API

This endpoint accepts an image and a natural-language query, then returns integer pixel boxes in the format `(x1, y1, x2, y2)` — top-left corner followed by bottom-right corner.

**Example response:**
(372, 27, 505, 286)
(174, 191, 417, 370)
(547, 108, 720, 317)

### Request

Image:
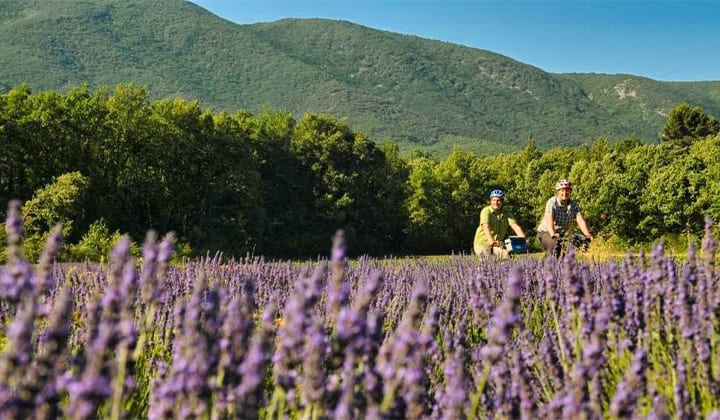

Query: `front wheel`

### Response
(570, 234, 591, 251)
(553, 234, 591, 257)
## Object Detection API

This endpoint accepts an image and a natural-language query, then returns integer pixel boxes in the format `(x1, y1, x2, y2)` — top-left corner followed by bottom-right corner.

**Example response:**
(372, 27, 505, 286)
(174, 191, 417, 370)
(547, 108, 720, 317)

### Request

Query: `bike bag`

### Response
(504, 236, 527, 252)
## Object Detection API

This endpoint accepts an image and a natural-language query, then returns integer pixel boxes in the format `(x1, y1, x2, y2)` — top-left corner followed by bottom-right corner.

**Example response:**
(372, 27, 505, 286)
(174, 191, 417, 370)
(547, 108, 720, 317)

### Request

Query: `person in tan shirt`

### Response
(536, 179, 593, 257)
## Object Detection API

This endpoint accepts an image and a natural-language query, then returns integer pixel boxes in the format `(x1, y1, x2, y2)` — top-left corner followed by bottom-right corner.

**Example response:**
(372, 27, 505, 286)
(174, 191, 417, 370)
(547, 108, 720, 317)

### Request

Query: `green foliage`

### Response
(0, 86, 409, 257)
(3, 81, 720, 257)
(22, 172, 88, 235)
(2, 1, 720, 154)
(21, 172, 88, 261)
(243, 109, 312, 256)
(402, 110, 720, 253)
(639, 155, 704, 237)
(404, 150, 498, 253)
(290, 113, 408, 254)
(561, 74, 720, 145)
(691, 135, 720, 224)
(68, 219, 139, 263)
(661, 103, 720, 142)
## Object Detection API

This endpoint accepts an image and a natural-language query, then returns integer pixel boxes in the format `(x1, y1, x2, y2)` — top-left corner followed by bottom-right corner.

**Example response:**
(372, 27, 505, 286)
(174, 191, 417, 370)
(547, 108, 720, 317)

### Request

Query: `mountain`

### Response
(559, 73, 720, 140)
(1, 0, 719, 154)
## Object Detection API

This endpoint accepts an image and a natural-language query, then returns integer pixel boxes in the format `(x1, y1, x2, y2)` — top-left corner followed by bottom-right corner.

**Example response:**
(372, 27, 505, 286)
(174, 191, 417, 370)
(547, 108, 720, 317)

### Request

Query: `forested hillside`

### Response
(1, 0, 720, 154)
(561, 74, 720, 141)
(1, 85, 719, 258)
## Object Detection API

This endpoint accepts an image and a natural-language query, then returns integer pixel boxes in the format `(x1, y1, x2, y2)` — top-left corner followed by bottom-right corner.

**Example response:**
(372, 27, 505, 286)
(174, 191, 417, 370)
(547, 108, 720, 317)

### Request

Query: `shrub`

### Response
(68, 219, 139, 263)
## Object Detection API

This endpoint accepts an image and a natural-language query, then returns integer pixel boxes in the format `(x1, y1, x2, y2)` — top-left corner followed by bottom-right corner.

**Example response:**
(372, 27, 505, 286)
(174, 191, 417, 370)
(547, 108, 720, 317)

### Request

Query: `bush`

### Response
(68, 219, 139, 263)
(21, 171, 88, 261)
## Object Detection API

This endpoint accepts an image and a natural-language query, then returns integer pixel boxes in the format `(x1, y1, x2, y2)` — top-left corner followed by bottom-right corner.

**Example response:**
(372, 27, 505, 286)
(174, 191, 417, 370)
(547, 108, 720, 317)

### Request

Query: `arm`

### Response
(543, 212, 557, 237)
(482, 224, 498, 246)
(576, 213, 593, 239)
(510, 222, 525, 238)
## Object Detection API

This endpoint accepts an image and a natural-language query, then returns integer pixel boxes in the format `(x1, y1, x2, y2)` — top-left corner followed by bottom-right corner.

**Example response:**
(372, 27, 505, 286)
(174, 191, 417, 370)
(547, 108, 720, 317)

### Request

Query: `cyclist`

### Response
(473, 189, 527, 259)
(536, 179, 593, 257)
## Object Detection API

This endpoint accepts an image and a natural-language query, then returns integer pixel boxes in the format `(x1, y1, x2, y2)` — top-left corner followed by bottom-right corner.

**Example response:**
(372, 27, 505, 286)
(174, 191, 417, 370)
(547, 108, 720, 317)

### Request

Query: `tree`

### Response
(148, 98, 261, 255)
(638, 155, 706, 238)
(690, 135, 720, 234)
(21, 172, 89, 260)
(404, 155, 445, 253)
(244, 110, 316, 256)
(404, 150, 497, 254)
(661, 103, 720, 143)
(291, 113, 408, 255)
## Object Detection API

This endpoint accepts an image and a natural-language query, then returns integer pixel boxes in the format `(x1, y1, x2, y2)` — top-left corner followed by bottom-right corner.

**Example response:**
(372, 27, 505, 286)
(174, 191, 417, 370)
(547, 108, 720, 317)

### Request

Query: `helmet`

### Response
(555, 179, 572, 191)
(489, 189, 505, 199)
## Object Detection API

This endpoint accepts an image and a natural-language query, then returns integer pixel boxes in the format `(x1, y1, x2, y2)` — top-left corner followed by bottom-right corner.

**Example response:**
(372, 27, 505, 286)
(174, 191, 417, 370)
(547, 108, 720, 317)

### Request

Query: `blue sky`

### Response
(189, 0, 720, 82)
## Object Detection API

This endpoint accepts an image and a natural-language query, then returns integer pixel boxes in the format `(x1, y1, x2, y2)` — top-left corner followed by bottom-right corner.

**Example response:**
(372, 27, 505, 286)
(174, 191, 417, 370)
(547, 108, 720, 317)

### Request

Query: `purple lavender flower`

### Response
(0, 296, 37, 418)
(610, 348, 647, 419)
(66, 315, 115, 420)
(703, 216, 717, 264)
(34, 288, 72, 418)
(562, 247, 584, 310)
(5, 200, 23, 239)
(1, 201, 34, 305)
(333, 358, 357, 420)
(0, 258, 32, 305)
(300, 318, 328, 411)
(673, 348, 691, 420)
(66, 375, 112, 419)
(156, 232, 175, 287)
(331, 229, 347, 263)
(0, 216, 718, 419)
(646, 391, 670, 420)
(273, 267, 324, 403)
(139, 230, 159, 303)
(235, 304, 276, 420)
(362, 311, 384, 412)
(481, 268, 522, 364)
(706, 412, 720, 420)
(439, 337, 468, 420)
(36, 224, 63, 297)
(215, 283, 256, 411)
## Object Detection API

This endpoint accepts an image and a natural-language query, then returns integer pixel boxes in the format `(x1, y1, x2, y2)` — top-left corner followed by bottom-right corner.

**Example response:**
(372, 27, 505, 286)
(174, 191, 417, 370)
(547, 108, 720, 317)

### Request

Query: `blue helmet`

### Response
(489, 189, 505, 199)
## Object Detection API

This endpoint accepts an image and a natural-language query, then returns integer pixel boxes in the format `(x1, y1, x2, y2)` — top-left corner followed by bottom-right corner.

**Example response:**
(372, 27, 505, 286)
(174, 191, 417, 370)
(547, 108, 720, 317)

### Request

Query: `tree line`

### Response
(1, 84, 719, 260)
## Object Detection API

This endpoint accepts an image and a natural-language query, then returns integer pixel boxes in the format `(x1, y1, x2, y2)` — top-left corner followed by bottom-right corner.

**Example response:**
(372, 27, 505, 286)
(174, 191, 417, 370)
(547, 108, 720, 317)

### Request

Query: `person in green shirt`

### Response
(473, 189, 527, 259)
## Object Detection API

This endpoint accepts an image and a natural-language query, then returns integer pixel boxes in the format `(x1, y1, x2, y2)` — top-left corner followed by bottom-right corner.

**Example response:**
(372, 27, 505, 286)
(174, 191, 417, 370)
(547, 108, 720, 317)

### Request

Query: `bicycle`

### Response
(552, 233, 591, 257)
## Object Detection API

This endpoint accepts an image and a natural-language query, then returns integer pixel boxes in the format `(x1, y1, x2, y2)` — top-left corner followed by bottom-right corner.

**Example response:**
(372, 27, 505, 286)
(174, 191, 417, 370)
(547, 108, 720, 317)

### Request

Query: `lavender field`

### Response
(1, 198, 720, 419)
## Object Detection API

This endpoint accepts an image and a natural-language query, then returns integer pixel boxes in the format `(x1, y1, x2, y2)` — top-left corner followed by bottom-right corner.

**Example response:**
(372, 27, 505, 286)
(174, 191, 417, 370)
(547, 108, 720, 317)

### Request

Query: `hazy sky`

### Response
(189, 0, 720, 82)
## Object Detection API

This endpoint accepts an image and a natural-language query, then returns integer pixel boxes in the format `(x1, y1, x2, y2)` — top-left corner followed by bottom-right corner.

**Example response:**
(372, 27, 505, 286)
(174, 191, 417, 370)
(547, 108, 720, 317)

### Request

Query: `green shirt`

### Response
(473, 205, 517, 248)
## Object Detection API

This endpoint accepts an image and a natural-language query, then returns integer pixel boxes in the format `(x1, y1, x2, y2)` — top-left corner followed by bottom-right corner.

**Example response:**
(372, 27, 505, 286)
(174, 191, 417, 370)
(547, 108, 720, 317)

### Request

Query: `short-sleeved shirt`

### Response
(473, 206, 517, 248)
(537, 196, 582, 236)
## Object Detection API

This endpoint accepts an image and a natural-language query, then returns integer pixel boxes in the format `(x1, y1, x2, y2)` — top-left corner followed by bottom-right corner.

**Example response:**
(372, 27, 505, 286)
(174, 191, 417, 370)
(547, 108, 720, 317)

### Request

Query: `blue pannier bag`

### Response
(504, 236, 527, 253)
